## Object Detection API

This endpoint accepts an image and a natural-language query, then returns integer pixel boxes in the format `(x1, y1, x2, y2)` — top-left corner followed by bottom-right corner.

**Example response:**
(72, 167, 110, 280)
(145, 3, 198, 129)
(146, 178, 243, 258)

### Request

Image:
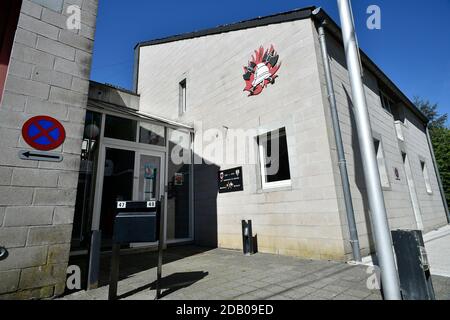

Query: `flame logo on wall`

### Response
(243, 45, 281, 96)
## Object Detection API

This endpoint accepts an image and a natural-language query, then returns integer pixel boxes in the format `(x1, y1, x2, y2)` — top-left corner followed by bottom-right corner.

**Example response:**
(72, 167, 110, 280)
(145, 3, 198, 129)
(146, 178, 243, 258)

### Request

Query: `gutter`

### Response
(312, 8, 361, 262)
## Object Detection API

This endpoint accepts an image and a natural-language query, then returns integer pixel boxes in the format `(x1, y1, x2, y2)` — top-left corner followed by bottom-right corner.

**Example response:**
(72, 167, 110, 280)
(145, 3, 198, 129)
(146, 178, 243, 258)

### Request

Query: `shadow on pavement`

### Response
(67, 245, 214, 294)
(117, 271, 209, 300)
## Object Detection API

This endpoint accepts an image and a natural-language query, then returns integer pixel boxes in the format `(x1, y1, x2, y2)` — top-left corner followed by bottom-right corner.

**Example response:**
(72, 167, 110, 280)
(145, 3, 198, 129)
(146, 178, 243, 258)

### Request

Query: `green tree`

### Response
(430, 127, 450, 206)
(414, 97, 449, 207)
(414, 97, 448, 129)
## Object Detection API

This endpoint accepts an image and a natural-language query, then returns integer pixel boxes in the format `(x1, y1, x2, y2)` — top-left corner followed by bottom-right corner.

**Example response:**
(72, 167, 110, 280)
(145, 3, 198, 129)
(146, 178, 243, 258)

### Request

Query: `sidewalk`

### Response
(424, 225, 450, 278)
(60, 245, 450, 300)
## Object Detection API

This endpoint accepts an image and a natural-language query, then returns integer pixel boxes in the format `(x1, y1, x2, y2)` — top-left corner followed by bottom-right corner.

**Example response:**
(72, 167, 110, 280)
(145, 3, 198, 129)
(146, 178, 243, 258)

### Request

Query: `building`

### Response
(0, 4, 448, 299)
(132, 7, 449, 258)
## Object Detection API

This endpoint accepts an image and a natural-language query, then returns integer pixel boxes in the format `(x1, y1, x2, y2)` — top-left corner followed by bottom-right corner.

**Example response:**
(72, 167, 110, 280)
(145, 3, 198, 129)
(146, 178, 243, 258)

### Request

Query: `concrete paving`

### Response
(60, 245, 450, 300)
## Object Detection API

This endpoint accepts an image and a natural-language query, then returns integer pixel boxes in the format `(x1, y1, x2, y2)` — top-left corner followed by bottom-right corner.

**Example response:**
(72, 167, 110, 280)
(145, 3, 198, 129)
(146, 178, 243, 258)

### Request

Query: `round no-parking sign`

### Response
(22, 115, 66, 151)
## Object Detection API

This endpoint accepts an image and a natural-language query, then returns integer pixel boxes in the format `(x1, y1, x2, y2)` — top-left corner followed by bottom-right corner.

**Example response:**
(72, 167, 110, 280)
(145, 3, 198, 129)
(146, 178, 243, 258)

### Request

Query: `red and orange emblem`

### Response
(243, 45, 281, 96)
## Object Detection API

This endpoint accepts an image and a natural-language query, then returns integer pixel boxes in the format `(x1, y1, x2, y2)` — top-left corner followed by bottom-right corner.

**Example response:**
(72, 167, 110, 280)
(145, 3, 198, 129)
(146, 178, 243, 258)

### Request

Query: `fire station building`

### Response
(0, 3, 448, 299)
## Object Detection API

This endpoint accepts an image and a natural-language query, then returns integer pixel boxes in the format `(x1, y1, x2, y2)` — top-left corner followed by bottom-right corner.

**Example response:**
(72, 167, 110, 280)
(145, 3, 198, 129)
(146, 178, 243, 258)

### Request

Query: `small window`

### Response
(379, 90, 393, 114)
(179, 79, 187, 115)
(139, 122, 165, 146)
(104, 115, 137, 142)
(374, 139, 390, 188)
(420, 161, 433, 194)
(258, 128, 291, 189)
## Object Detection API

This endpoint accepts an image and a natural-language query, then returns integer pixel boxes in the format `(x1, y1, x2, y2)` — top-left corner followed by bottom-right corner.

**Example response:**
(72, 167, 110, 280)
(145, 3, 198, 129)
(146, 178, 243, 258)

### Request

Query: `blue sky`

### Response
(90, 0, 450, 121)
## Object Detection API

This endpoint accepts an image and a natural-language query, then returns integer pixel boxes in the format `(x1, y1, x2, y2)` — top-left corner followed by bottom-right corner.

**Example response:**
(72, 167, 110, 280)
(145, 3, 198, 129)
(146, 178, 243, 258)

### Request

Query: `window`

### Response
(0, 0, 22, 103)
(258, 128, 291, 189)
(374, 139, 390, 188)
(139, 123, 165, 146)
(104, 115, 137, 142)
(179, 79, 187, 115)
(379, 90, 394, 114)
(420, 161, 433, 194)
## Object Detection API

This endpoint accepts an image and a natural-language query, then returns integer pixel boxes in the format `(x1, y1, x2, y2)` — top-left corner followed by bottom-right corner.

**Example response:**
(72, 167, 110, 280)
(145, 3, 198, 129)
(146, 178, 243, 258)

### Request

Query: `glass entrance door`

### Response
(99, 147, 135, 247)
(97, 146, 165, 248)
(130, 151, 165, 248)
(135, 152, 164, 202)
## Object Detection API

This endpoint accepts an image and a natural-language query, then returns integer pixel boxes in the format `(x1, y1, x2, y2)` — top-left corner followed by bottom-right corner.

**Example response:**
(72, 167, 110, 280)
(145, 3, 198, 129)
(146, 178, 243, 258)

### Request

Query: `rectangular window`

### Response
(179, 79, 187, 115)
(374, 139, 391, 188)
(258, 128, 291, 189)
(104, 115, 137, 142)
(0, 0, 22, 103)
(421, 161, 433, 194)
(139, 122, 165, 146)
(379, 90, 394, 114)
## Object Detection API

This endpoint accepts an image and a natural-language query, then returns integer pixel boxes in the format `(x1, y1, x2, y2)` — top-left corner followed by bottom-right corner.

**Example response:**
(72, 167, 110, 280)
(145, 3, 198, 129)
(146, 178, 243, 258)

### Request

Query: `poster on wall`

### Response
(144, 164, 157, 179)
(174, 173, 184, 186)
(218, 167, 244, 194)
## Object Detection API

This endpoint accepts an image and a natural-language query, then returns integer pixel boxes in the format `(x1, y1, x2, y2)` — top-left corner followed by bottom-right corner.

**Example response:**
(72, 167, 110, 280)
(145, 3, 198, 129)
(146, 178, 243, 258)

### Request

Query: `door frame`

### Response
(133, 148, 166, 202)
(133, 148, 167, 246)
(86, 109, 194, 250)
(92, 140, 169, 242)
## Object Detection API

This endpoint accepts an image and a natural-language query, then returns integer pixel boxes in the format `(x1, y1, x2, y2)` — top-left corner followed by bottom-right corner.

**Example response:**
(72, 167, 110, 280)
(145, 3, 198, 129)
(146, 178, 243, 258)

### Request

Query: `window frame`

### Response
(104, 114, 138, 142)
(374, 137, 391, 189)
(420, 160, 433, 195)
(179, 79, 187, 115)
(257, 128, 292, 190)
(379, 90, 394, 114)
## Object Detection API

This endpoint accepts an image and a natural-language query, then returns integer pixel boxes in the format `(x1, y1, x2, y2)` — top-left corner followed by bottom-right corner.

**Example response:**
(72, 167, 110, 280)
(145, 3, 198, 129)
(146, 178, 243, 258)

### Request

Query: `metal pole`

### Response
(426, 126, 450, 223)
(108, 243, 120, 300)
(314, 12, 361, 262)
(156, 196, 165, 299)
(87, 230, 101, 290)
(336, 0, 401, 299)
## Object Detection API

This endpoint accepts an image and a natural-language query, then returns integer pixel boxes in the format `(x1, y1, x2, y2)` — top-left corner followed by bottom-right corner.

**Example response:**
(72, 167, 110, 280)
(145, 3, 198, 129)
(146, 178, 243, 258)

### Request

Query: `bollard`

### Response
(242, 220, 254, 256)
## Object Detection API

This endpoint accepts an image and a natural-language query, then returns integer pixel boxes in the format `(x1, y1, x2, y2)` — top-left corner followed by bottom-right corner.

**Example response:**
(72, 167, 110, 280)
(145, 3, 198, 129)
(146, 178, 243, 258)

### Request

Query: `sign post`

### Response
(20, 115, 65, 162)
(22, 115, 66, 151)
(156, 195, 165, 299)
(19, 150, 63, 162)
(108, 200, 165, 300)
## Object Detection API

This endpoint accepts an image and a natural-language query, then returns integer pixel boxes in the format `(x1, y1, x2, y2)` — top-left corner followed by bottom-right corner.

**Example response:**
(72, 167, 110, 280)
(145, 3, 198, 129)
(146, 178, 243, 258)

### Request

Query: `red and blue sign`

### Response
(22, 116, 66, 151)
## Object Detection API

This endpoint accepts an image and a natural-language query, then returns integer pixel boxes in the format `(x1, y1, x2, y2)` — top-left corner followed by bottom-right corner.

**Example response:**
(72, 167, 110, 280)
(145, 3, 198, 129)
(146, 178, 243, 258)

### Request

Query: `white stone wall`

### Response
(0, 0, 98, 299)
(138, 19, 347, 260)
(137, 15, 448, 261)
(400, 108, 448, 232)
(316, 29, 448, 257)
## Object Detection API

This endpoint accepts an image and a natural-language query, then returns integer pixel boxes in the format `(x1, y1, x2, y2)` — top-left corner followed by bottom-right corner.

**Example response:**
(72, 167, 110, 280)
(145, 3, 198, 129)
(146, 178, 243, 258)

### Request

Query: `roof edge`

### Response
(312, 8, 429, 124)
(89, 80, 139, 96)
(132, 6, 428, 125)
(134, 6, 316, 50)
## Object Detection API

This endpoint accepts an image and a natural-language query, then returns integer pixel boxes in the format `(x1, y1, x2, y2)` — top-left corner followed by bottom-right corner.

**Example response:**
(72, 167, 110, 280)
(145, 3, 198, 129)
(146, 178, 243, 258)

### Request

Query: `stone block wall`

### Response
(0, 0, 98, 299)
(137, 18, 347, 260)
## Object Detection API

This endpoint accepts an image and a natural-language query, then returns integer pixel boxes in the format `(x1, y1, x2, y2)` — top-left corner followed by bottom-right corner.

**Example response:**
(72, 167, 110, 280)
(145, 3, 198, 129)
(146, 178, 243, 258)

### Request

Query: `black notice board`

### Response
(218, 167, 244, 194)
